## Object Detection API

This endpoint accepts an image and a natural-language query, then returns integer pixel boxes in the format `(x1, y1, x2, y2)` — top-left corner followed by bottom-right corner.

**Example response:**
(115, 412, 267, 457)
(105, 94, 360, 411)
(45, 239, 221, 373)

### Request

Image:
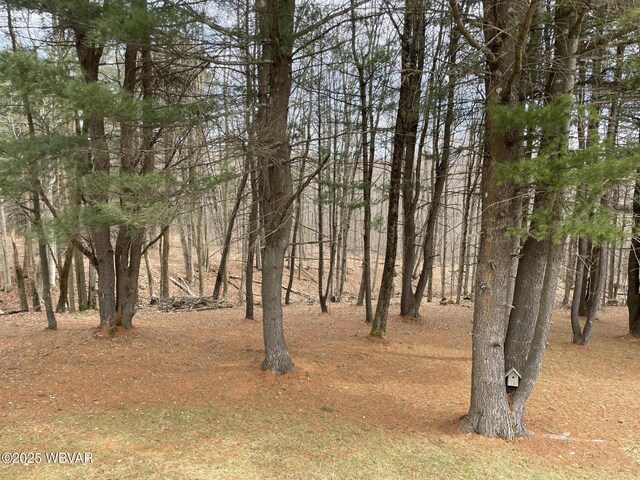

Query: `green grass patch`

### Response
(0, 404, 633, 480)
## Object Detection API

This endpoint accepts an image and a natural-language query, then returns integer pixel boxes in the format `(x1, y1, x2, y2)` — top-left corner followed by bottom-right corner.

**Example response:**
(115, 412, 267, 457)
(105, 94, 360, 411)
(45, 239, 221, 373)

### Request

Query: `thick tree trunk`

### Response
(254, 0, 296, 374)
(113, 36, 154, 329)
(511, 239, 564, 435)
(460, 116, 520, 439)
(505, 235, 549, 373)
(261, 240, 293, 373)
(459, 0, 539, 440)
(507, 0, 583, 364)
(74, 27, 117, 327)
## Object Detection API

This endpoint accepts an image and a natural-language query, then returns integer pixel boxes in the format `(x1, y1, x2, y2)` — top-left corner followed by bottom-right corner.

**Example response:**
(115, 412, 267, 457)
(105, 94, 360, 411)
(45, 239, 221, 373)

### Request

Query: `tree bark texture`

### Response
(254, 0, 296, 374)
(459, 0, 539, 440)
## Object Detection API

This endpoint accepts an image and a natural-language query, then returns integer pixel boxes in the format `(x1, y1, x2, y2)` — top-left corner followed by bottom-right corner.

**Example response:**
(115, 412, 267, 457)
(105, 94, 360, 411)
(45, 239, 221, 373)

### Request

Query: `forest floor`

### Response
(0, 300, 639, 479)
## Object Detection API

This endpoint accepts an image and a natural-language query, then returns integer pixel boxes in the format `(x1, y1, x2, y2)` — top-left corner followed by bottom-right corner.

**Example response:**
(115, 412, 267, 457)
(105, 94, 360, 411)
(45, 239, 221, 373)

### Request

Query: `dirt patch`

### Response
(0, 302, 639, 476)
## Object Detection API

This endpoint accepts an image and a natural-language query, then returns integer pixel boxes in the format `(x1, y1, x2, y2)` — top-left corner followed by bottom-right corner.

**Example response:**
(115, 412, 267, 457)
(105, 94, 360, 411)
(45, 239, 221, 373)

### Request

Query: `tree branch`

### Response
(502, 0, 540, 101)
(449, 0, 496, 62)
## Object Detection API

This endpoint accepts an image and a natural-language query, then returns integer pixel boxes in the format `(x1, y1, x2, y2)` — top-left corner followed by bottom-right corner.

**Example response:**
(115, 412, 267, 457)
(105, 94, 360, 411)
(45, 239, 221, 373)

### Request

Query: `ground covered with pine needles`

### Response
(1, 302, 639, 479)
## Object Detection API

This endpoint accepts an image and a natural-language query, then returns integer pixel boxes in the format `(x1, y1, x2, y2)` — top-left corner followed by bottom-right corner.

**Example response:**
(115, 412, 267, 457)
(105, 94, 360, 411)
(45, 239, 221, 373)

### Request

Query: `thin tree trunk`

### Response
(571, 237, 589, 341)
(0, 203, 10, 290)
(12, 238, 28, 311)
(33, 187, 56, 329)
(440, 183, 448, 299)
(74, 248, 88, 310)
(178, 218, 194, 284)
(56, 242, 75, 312)
(562, 237, 575, 307)
(285, 143, 308, 305)
(213, 170, 248, 300)
(144, 242, 155, 301)
(160, 226, 170, 299)
(88, 262, 97, 310)
(317, 170, 328, 313)
(285, 191, 302, 306)
(575, 244, 608, 345)
(196, 208, 206, 296)
(24, 240, 41, 312)
(628, 175, 640, 337)
(246, 169, 259, 320)
(456, 138, 478, 304)
(371, 0, 426, 336)
(350, 0, 376, 322)
(68, 257, 76, 312)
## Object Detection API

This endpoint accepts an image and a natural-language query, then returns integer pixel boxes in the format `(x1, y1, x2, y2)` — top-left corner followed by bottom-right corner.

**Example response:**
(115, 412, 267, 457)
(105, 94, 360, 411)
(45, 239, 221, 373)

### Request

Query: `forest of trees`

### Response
(0, 0, 638, 440)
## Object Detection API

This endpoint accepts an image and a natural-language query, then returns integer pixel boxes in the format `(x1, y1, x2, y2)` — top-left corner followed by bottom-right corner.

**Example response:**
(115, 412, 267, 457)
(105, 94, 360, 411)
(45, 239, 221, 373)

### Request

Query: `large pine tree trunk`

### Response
(74, 27, 117, 328)
(113, 41, 148, 330)
(460, 0, 539, 440)
(461, 115, 521, 439)
(254, 0, 296, 374)
(511, 239, 564, 435)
